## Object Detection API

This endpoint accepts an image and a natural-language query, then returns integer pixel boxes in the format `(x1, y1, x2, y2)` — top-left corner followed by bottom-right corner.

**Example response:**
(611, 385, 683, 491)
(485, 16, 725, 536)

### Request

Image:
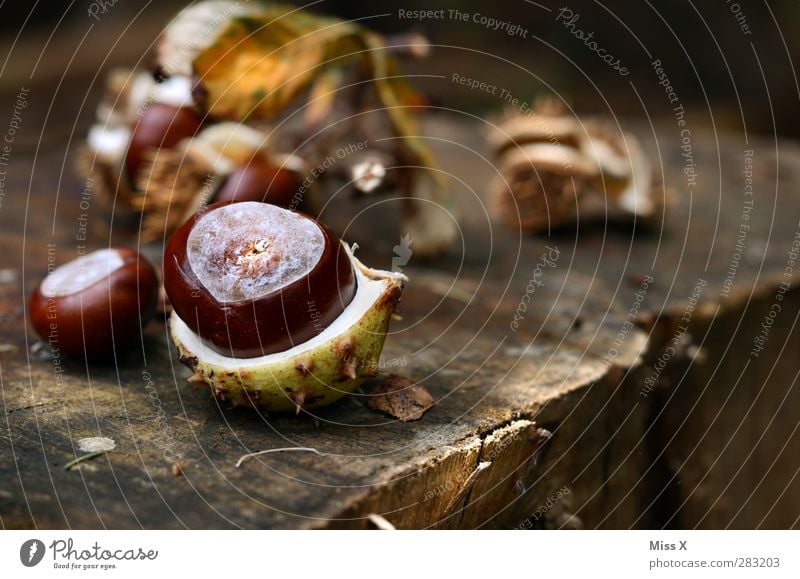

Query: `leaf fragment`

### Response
(365, 374, 433, 421)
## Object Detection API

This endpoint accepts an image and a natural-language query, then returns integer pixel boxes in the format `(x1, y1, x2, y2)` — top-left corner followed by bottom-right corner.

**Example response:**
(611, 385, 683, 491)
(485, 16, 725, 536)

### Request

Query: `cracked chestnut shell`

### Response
(29, 247, 158, 360)
(163, 201, 356, 358)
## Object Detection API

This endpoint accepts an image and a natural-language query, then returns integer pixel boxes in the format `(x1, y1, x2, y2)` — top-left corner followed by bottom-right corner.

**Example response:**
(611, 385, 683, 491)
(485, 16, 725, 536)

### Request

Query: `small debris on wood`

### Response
(686, 344, 707, 365)
(235, 447, 326, 468)
(0, 269, 17, 284)
(77, 437, 116, 453)
(367, 513, 396, 530)
(365, 375, 434, 421)
(29, 341, 52, 361)
(172, 463, 184, 477)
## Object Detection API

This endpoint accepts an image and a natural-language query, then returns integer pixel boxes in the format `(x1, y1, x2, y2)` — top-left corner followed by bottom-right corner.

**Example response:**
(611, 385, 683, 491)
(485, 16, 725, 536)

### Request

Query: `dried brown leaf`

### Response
(365, 375, 433, 421)
(192, 9, 364, 121)
(191, 6, 443, 184)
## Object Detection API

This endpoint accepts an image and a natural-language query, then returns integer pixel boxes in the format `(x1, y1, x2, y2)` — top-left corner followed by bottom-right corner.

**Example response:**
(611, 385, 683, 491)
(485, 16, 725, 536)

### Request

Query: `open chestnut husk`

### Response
(487, 99, 666, 232)
(133, 122, 310, 241)
(29, 247, 158, 360)
(164, 201, 406, 412)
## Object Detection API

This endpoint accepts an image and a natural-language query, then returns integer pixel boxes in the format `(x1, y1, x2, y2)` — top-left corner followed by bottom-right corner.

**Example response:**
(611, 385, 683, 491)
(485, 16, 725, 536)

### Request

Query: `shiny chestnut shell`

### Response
(29, 247, 159, 360)
(163, 201, 356, 358)
(125, 103, 203, 181)
(213, 161, 300, 207)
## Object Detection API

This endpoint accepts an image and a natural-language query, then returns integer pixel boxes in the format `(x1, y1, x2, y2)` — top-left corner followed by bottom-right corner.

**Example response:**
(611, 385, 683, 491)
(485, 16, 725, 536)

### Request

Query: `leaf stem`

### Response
(63, 451, 107, 471)
(235, 447, 326, 468)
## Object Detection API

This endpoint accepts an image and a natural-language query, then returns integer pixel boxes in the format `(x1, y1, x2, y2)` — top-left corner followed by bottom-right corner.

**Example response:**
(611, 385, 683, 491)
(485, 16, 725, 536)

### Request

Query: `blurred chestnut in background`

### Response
(125, 103, 203, 182)
(213, 161, 301, 207)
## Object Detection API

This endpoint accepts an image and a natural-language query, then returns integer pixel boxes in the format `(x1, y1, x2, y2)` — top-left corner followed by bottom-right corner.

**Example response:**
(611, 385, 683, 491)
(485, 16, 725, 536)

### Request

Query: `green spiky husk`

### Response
(169, 263, 404, 412)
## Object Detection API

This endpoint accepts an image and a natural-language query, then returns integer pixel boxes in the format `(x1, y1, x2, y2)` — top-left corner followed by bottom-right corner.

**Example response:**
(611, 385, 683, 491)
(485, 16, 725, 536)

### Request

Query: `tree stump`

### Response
(1, 115, 798, 529)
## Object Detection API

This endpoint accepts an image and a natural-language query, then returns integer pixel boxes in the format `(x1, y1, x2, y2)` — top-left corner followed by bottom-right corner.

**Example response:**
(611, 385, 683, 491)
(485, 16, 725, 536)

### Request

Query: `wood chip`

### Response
(77, 437, 116, 453)
(367, 513, 396, 530)
(365, 375, 434, 421)
(0, 269, 17, 284)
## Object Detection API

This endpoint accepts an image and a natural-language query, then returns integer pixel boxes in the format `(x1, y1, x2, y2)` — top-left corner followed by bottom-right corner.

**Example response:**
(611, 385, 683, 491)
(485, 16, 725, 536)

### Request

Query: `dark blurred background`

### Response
(0, 0, 798, 138)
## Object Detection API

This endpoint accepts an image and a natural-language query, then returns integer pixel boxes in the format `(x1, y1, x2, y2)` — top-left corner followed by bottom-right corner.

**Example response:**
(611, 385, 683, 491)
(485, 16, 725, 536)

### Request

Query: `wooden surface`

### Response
(2, 110, 800, 529)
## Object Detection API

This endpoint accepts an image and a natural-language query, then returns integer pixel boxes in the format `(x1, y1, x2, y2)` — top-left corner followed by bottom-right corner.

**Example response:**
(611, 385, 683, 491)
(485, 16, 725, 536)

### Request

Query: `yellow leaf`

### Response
(192, 4, 443, 184)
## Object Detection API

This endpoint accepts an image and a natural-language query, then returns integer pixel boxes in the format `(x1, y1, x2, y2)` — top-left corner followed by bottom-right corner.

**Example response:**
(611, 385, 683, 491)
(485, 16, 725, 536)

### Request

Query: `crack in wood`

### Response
(4, 400, 62, 415)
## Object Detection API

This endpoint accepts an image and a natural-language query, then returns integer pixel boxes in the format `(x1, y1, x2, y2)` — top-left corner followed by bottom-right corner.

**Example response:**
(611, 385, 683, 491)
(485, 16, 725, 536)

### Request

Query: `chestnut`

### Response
(29, 247, 159, 360)
(125, 102, 203, 181)
(213, 160, 300, 207)
(163, 201, 357, 358)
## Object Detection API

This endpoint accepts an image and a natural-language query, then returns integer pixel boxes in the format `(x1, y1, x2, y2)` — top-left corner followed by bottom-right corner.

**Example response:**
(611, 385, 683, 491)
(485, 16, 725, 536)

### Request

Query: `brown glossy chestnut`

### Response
(29, 247, 159, 360)
(163, 201, 356, 358)
(125, 103, 203, 181)
(213, 161, 300, 207)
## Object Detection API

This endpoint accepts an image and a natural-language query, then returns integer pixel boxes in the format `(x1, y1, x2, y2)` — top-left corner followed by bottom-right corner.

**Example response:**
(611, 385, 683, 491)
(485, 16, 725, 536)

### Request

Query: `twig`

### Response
(64, 451, 108, 471)
(235, 447, 326, 468)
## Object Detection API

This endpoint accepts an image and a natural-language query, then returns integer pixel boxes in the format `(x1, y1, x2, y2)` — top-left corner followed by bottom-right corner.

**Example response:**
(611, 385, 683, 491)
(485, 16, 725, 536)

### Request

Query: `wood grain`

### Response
(1, 111, 799, 528)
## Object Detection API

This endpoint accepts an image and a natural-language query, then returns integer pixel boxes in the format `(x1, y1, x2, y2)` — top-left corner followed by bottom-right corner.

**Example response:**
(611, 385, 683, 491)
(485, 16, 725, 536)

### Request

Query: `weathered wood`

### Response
(647, 290, 800, 529)
(2, 109, 800, 529)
